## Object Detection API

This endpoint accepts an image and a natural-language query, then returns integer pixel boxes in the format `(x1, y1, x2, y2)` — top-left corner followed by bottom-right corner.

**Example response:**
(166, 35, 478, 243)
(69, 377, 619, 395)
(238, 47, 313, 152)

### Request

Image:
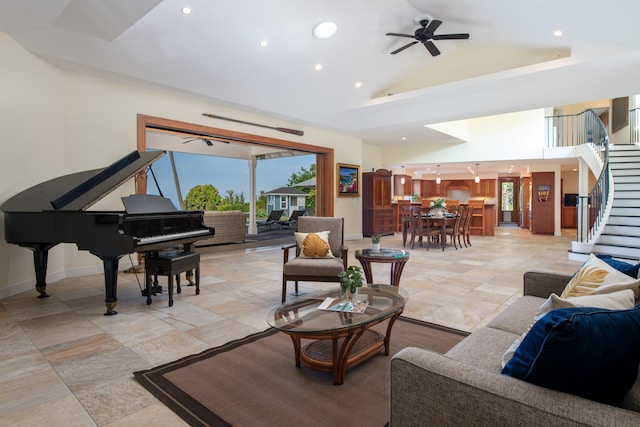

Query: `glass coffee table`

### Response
(355, 248, 410, 286)
(267, 284, 408, 385)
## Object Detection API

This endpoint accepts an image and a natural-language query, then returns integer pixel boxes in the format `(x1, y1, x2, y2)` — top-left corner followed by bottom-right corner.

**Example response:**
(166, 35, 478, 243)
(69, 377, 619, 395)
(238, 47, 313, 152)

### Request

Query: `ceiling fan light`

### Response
(312, 21, 338, 39)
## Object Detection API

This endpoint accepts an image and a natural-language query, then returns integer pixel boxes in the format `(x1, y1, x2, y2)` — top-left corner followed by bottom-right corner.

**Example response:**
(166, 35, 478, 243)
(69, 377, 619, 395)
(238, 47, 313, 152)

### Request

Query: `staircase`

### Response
(591, 144, 640, 260)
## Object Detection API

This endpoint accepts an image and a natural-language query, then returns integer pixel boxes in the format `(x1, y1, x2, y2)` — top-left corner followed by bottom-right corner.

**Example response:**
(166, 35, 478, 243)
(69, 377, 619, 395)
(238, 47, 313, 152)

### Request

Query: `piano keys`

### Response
(1, 150, 214, 315)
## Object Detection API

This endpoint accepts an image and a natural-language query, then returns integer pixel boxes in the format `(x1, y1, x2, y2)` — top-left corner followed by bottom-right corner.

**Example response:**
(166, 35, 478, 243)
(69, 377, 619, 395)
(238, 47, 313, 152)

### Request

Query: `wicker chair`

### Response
(281, 217, 348, 302)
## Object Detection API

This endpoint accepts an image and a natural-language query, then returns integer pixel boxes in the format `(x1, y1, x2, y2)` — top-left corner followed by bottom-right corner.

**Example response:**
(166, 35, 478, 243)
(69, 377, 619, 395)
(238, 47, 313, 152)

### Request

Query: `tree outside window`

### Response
(502, 182, 514, 211)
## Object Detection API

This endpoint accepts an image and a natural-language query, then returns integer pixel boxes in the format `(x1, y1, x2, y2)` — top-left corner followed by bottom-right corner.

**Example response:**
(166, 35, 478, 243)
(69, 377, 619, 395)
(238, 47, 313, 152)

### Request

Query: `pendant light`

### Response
(435, 164, 441, 184)
(474, 163, 480, 183)
(400, 166, 405, 184)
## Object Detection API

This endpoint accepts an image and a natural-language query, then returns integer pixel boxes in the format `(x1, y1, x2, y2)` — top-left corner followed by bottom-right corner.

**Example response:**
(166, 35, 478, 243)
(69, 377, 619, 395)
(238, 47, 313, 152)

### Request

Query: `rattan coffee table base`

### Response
(301, 329, 384, 371)
(287, 311, 401, 385)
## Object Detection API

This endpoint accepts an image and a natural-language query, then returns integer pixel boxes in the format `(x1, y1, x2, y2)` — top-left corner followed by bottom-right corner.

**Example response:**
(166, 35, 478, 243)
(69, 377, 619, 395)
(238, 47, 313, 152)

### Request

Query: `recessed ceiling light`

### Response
(315, 64, 322, 71)
(401, 137, 407, 141)
(181, 6, 192, 15)
(354, 81, 362, 88)
(259, 40, 268, 47)
(553, 30, 563, 37)
(312, 21, 338, 39)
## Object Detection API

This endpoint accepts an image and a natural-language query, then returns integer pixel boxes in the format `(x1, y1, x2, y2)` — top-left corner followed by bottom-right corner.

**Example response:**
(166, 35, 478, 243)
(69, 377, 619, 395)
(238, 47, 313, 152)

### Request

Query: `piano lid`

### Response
(1, 150, 165, 212)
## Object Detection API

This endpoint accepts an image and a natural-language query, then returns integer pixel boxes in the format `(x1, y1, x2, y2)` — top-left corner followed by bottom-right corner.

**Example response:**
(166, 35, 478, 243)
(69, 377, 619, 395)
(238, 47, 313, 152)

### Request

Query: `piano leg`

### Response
(23, 243, 57, 298)
(101, 256, 122, 316)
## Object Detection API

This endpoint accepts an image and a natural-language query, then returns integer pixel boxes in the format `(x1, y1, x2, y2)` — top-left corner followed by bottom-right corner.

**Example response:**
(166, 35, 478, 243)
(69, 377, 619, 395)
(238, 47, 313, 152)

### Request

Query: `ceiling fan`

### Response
(181, 136, 229, 146)
(386, 18, 469, 56)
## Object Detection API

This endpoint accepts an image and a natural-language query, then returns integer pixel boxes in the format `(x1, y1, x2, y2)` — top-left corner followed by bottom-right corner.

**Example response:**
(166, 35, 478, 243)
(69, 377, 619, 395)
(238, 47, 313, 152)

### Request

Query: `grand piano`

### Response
(1, 150, 214, 315)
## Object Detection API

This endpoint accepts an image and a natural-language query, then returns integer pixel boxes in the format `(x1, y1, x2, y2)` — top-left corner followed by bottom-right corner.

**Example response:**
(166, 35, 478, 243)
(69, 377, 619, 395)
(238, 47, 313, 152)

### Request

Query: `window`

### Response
(502, 182, 514, 211)
(280, 196, 287, 209)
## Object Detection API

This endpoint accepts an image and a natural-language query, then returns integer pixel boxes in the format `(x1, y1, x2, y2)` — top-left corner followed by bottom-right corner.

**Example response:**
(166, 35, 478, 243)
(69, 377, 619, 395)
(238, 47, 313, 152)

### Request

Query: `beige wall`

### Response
(0, 33, 363, 297)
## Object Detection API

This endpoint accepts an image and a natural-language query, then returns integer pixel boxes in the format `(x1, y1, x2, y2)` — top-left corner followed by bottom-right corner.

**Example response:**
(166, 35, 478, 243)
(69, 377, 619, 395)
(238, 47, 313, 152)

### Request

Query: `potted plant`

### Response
(338, 265, 364, 300)
(429, 198, 446, 217)
(371, 234, 381, 251)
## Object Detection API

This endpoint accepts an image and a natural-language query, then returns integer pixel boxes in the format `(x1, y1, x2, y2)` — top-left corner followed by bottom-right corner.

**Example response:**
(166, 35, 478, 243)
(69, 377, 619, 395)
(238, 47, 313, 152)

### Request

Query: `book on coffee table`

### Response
(318, 297, 368, 313)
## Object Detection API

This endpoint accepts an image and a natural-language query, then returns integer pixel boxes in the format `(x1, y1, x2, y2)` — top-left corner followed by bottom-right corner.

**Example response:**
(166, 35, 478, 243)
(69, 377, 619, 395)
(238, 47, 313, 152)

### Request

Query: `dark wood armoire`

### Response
(362, 169, 394, 237)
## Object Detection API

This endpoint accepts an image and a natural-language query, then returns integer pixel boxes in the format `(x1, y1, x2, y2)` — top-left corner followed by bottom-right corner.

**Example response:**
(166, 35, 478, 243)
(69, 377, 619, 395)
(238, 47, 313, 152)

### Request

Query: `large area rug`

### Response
(134, 317, 468, 427)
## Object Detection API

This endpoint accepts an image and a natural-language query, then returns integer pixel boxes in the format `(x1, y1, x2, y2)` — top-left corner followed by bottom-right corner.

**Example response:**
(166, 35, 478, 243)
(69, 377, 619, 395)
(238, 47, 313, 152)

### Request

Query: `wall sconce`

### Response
(474, 163, 480, 183)
(435, 164, 441, 184)
(400, 166, 405, 184)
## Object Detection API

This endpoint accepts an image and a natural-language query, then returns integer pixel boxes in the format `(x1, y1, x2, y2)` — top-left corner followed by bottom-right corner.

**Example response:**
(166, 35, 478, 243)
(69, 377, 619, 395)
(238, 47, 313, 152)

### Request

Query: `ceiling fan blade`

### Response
(432, 33, 470, 40)
(391, 41, 418, 54)
(424, 19, 442, 35)
(202, 139, 214, 146)
(386, 32, 415, 39)
(182, 138, 198, 144)
(424, 41, 441, 56)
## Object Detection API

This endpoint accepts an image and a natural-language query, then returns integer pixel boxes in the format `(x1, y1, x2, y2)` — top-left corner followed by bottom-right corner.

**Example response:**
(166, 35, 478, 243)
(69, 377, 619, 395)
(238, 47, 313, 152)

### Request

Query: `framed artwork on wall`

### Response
(336, 163, 360, 197)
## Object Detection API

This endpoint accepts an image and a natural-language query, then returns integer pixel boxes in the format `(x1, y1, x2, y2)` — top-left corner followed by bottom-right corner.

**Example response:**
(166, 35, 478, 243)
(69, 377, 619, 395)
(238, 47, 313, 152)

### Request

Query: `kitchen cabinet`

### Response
(471, 179, 496, 197)
(393, 174, 412, 196)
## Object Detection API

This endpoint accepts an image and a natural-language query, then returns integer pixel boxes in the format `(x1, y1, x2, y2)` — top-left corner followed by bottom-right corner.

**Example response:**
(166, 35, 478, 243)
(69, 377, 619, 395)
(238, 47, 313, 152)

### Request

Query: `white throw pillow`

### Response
(561, 254, 640, 298)
(294, 231, 334, 258)
(535, 289, 636, 321)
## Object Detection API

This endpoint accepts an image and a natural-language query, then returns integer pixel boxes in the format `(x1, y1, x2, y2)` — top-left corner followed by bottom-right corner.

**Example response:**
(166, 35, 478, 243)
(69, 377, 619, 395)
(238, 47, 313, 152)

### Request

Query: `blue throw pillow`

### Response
(502, 306, 640, 405)
(596, 254, 640, 279)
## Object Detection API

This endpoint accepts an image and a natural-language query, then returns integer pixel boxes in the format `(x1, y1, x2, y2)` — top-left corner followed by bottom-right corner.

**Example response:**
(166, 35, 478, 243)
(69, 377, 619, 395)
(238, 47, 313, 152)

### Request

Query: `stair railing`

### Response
(631, 108, 639, 144)
(544, 109, 609, 244)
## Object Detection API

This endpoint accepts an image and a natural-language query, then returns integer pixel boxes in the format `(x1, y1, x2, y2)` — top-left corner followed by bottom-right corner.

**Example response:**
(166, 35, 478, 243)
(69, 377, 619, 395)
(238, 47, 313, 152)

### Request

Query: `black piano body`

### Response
(1, 151, 214, 315)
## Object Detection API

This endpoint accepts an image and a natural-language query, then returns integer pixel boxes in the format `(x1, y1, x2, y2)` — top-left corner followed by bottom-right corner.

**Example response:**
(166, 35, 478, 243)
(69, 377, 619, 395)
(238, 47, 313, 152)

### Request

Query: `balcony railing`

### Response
(545, 109, 609, 244)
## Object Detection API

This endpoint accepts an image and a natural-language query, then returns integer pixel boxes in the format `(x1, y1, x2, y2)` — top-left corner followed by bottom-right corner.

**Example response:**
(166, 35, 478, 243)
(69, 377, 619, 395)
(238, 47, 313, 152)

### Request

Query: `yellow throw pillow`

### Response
(294, 231, 334, 258)
(560, 254, 640, 298)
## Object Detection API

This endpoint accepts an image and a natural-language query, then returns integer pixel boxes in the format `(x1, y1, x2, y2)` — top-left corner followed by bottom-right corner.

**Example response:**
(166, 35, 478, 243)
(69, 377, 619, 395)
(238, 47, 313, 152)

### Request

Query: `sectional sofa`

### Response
(390, 256, 640, 426)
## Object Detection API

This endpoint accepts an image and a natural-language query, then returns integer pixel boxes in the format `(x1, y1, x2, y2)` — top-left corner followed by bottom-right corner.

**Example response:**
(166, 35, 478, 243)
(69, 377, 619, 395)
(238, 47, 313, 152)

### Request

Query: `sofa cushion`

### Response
(596, 254, 640, 279)
(446, 327, 520, 374)
(561, 253, 640, 298)
(294, 231, 334, 258)
(282, 257, 344, 276)
(502, 306, 640, 406)
(485, 296, 544, 336)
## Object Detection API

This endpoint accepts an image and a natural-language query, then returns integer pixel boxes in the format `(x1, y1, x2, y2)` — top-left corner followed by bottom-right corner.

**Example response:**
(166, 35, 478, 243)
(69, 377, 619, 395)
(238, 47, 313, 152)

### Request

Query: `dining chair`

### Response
(463, 205, 474, 247)
(401, 205, 419, 247)
(456, 205, 471, 248)
(411, 207, 441, 250)
(444, 205, 465, 250)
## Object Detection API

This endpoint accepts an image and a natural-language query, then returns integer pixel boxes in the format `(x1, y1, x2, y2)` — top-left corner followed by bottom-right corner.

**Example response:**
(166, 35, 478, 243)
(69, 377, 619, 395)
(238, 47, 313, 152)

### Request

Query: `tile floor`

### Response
(0, 226, 583, 425)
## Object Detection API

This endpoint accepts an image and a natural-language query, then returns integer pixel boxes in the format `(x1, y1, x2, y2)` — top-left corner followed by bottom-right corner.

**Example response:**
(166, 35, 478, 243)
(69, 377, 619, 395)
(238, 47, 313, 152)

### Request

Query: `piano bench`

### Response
(144, 251, 200, 307)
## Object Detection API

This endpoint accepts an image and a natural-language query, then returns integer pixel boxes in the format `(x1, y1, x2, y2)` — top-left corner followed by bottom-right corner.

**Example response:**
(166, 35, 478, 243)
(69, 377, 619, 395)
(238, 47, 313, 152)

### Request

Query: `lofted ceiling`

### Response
(2, 0, 640, 177)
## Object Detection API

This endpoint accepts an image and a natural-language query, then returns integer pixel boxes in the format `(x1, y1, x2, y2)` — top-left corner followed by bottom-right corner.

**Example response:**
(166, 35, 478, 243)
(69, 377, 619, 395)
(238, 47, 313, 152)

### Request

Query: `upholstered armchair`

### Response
(281, 217, 348, 302)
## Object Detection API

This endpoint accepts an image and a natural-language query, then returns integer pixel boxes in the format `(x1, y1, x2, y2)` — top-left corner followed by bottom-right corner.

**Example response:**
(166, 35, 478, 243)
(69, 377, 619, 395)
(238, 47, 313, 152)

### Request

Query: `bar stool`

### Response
(144, 251, 200, 306)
